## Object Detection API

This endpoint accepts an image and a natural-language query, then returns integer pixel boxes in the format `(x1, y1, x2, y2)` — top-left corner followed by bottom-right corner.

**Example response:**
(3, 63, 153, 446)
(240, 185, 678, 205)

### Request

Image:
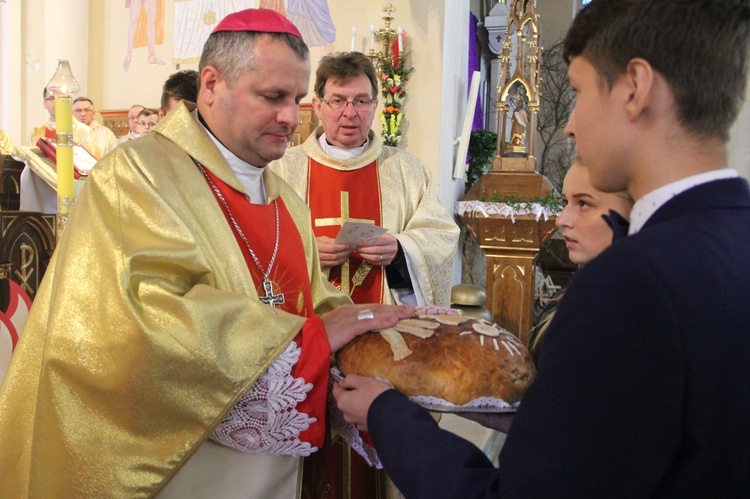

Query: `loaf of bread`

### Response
(336, 315, 536, 406)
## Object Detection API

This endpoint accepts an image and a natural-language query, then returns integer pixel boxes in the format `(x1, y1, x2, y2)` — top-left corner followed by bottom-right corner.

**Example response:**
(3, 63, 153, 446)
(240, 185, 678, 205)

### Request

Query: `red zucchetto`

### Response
(211, 8, 303, 40)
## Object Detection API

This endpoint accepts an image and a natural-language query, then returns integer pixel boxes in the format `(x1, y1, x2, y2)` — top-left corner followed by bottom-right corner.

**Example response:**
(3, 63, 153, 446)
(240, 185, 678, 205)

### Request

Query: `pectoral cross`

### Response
(315, 191, 374, 294)
(259, 279, 285, 307)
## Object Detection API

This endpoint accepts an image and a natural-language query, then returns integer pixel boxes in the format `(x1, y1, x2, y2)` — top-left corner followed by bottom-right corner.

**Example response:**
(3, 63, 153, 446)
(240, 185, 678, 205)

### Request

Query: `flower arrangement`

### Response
(378, 35, 414, 147)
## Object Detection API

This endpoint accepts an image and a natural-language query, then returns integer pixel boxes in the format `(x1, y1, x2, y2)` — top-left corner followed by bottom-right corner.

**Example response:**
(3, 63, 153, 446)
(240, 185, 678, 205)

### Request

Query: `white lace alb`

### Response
(210, 342, 318, 456)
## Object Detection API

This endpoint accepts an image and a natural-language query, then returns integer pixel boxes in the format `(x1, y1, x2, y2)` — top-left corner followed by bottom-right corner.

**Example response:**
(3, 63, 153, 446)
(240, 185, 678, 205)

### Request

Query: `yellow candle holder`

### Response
(46, 60, 80, 238)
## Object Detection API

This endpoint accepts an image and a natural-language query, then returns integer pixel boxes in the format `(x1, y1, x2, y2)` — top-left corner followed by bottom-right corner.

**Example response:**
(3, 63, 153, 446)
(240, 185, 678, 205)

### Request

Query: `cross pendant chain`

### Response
(196, 162, 286, 308)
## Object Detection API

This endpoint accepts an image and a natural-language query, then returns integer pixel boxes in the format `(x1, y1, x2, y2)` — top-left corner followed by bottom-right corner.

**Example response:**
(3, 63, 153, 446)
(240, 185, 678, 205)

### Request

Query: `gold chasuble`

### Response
(0, 102, 350, 498)
(308, 158, 385, 303)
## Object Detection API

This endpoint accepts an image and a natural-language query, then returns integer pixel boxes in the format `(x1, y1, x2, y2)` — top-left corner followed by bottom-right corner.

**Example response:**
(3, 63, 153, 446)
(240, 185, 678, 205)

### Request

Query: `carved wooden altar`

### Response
(1, 154, 23, 211)
(0, 211, 56, 302)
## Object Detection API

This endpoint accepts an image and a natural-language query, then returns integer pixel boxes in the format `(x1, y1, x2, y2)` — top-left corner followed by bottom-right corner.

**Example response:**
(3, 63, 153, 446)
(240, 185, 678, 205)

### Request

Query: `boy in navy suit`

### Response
(334, 0, 750, 497)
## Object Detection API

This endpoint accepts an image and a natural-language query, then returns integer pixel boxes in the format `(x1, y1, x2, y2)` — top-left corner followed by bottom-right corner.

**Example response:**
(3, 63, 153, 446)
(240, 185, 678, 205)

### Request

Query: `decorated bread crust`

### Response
(336, 315, 536, 405)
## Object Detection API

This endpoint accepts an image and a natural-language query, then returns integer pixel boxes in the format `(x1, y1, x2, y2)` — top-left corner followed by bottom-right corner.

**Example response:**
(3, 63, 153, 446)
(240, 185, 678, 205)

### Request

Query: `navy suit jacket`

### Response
(368, 178, 750, 498)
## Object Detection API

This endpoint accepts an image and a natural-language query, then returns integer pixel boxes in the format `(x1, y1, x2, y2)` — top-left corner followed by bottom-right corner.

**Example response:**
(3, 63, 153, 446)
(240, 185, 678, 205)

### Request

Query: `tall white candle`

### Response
(351, 27, 357, 51)
(397, 25, 403, 53)
(370, 24, 376, 52)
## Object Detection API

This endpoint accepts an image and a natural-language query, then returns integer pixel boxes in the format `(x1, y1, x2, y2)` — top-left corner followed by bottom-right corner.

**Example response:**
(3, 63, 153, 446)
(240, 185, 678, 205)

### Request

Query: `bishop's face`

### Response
(314, 74, 377, 149)
(200, 35, 310, 167)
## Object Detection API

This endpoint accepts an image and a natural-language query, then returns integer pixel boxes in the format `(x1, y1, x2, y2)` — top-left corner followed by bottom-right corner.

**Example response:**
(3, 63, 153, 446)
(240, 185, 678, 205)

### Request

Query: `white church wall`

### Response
(0, 0, 23, 145)
(17, 0, 90, 145)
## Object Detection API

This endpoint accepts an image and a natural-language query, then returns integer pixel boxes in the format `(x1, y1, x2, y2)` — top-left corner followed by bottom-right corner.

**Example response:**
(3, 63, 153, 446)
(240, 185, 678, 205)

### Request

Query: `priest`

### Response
(270, 50, 459, 499)
(271, 51, 459, 307)
(0, 9, 413, 498)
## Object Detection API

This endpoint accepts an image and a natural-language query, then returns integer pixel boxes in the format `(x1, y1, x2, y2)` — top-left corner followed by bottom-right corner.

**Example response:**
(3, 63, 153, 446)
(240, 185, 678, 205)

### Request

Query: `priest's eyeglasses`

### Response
(322, 97, 377, 111)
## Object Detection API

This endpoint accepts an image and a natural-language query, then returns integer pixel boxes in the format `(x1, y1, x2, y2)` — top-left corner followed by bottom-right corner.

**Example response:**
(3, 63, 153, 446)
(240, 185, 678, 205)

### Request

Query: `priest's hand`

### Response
(356, 233, 398, 266)
(316, 236, 351, 268)
(333, 374, 393, 432)
(321, 304, 415, 352)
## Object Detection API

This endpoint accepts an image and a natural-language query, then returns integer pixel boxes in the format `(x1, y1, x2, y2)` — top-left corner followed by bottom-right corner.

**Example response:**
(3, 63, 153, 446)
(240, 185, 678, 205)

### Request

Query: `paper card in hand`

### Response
(334, 221, 388, 246)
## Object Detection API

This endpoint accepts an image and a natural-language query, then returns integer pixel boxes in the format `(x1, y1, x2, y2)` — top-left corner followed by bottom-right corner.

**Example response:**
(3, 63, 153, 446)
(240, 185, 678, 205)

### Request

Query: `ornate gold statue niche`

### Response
(457, 0, 558, 344)
(494, 0, 540, 171)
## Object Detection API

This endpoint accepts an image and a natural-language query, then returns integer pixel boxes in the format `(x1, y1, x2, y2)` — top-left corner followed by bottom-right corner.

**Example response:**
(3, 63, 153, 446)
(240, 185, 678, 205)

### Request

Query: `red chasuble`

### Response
(307, 158, 385, 304)
(200, 167, 329, 448)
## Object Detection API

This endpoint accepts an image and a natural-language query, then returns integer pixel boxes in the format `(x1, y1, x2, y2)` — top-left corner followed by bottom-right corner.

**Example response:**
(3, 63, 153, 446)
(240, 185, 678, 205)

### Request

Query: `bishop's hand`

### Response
(320, 304, 415, 352)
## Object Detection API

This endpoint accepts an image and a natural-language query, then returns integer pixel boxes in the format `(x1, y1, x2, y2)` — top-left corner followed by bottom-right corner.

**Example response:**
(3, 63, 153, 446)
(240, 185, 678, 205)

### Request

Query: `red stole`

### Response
(306, 158, 385, 304)
(200, 167, 329, 447)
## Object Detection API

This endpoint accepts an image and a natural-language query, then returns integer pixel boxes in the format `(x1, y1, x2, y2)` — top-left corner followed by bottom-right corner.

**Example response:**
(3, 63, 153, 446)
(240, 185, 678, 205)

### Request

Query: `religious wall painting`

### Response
(124, 0, 166, 71)
(172, 0, 256, 66)
(287, 0, 336, 57)
(171, 0, 338, 66)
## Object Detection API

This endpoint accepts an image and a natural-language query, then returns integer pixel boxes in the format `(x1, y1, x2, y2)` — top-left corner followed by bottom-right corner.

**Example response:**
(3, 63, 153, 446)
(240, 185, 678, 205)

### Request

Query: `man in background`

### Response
(160, 68, 199, 116)
(73, 96, 117, 156)
(116, 103, 145, 145)
(272, 51, 459, 498)
(271, 51, 458, 308)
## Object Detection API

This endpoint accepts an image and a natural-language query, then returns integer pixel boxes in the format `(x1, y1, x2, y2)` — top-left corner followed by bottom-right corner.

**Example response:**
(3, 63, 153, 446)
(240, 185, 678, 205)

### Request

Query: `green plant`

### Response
(465, 130, 498, 192)
(378, 53, 414, 147)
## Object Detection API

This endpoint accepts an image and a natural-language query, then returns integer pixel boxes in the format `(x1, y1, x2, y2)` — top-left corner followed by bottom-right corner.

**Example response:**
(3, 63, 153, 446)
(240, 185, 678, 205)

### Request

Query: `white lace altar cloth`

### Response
(455, 200, 560, 223)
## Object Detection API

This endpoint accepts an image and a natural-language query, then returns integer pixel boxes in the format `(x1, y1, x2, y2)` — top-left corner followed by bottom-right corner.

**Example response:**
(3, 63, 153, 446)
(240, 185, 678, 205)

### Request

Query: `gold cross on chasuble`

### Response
(307, 159, 384, 302)
(315, 191, 374, 227)
(315, 192, 374, 295)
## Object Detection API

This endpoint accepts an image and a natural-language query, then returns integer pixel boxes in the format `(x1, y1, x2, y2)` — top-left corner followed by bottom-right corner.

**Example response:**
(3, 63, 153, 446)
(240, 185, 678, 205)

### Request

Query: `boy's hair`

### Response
(314, 51, 378, 99)
(564, 0, 750, 141)
(137, 108, 159, 120)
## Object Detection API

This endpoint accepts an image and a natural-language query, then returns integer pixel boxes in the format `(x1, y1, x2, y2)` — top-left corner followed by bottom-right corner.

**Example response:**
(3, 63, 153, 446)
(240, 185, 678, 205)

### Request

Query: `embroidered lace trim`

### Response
(210, 342, 318, 456)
